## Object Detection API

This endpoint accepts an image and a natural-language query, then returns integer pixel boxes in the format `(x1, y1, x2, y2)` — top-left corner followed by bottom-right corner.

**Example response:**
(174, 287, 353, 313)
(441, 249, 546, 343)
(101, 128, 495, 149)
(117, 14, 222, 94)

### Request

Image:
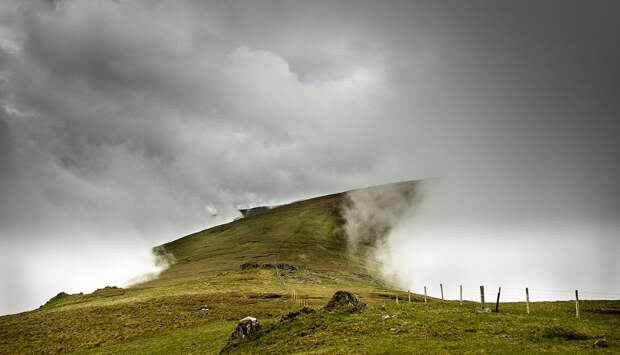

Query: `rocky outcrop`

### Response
(238, 206, 270, 218)
(229, 316, 260, 340)
(324, 291, 366, 312)
(238, 262, 298, 271)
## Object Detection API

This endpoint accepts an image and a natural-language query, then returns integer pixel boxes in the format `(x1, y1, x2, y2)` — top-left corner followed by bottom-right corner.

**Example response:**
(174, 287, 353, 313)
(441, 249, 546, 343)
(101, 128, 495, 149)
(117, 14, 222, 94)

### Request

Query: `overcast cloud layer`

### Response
(1, 0, 619, 314)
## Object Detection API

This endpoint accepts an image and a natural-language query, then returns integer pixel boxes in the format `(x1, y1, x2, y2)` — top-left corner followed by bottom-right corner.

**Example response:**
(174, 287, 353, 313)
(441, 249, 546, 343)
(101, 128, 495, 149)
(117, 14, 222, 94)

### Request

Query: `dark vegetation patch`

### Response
(280, 307, 316, 322)
(274, 263, 297, 271)
(238, 262, 298, 271)
(584, 302, 620, 315)
(540, 326, 590, 340)
(588, 308, 620, 315)
(238, 262, 261, 271)
(248, 293, 283, 299)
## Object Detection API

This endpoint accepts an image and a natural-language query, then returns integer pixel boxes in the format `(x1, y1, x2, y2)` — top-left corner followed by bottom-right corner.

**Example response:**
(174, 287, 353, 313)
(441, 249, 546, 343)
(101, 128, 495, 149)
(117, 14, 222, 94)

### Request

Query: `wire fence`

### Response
(406, 284, 620, 302)
(275, 263, 308, 307)
(399, 283, 620, 319)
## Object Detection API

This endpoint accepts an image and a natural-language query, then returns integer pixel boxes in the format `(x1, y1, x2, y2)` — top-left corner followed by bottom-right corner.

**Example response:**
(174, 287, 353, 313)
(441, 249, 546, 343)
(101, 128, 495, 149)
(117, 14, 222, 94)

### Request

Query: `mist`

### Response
(1, 1, 619, 315)
(361, 178, 619, 303)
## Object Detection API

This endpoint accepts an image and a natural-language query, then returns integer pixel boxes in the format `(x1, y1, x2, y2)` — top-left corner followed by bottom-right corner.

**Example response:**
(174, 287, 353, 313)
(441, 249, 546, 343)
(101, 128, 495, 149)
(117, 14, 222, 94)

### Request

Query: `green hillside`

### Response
(1, 181, 618, 354)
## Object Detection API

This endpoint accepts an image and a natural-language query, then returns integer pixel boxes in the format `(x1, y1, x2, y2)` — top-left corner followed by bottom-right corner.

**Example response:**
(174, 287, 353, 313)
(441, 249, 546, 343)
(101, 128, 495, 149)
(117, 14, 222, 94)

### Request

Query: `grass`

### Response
(1, 180, 618, 354)
(222, 298, 620, 353)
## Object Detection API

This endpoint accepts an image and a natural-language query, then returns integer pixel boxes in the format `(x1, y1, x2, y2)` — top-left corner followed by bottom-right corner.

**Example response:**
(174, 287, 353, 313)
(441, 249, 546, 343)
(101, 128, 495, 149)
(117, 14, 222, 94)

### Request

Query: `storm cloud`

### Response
(1, 0, 619, 314)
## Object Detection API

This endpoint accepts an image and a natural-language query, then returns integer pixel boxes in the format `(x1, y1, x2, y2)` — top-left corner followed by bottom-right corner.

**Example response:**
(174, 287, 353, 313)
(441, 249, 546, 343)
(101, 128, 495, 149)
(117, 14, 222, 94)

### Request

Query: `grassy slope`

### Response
(1, 181, 618, 354)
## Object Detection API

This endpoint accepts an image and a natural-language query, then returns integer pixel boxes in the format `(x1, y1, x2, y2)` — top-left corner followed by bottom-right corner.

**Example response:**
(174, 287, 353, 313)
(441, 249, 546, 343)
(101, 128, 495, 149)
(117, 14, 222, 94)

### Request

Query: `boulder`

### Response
(229, 316, 260, 340)
(324, 291, 367, 312)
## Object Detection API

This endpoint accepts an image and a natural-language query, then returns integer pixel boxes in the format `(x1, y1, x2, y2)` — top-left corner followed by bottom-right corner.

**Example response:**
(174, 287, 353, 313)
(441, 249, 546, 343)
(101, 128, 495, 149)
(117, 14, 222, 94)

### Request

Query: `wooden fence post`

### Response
(525, 287, 530, 314)
(460, 285, 463, 306)
(575, 290, 580, 319)
(396, 295, 399, 304)
(495, 287, 501, 312)
(440, 283, 444, 300)
(480, 285, 485, 310)
(424, 286, 427, 303)
(408, 290, 411, 303)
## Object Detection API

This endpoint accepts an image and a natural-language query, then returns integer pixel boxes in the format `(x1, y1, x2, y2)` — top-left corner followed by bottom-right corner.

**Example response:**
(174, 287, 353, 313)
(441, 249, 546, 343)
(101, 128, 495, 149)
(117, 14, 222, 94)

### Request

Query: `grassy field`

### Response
(1, 181, 618, 354)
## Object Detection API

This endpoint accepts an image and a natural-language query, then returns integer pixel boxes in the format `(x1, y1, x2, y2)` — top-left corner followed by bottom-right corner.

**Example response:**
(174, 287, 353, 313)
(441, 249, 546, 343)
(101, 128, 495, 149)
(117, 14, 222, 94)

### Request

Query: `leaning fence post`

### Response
(495, 287, 501, 312)
(460, 285, 463, 306)
(575, 290, 580, 319)
(525, 287, 530, 314)
(440, 283, 444, 300)
(480, 285, 486, 310)
(424, 286, 427, 303)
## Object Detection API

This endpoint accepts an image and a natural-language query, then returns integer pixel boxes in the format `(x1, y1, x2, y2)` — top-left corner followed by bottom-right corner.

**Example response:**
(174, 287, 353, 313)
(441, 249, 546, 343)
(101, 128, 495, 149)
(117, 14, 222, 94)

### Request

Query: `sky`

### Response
(0, 0, 619, 314)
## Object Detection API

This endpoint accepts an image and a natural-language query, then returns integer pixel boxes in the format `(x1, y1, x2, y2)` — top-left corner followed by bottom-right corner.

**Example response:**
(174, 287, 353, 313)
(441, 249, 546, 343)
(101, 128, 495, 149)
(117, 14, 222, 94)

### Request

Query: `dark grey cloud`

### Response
(0, 0, 619, 314)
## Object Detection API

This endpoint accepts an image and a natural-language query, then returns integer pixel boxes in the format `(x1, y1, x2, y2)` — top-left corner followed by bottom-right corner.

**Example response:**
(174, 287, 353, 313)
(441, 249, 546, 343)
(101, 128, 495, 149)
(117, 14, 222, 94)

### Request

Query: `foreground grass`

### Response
(222, 298, 619, 354)
(2, 267, 617, 354)
(75, 321, 237, 355)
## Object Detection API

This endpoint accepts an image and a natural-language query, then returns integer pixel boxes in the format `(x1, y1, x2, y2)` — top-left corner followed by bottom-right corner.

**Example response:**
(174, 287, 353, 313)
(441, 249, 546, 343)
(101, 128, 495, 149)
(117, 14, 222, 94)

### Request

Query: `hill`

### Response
(0, 180, 618, 353)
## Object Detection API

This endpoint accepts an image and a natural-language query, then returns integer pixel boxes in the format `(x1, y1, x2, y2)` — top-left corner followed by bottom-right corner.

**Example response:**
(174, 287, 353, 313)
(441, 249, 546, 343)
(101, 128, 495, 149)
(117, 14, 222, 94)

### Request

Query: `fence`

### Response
(273, 261, 619, 315)
(275, 263, 308, 307)
(402, 283, 620, 319)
